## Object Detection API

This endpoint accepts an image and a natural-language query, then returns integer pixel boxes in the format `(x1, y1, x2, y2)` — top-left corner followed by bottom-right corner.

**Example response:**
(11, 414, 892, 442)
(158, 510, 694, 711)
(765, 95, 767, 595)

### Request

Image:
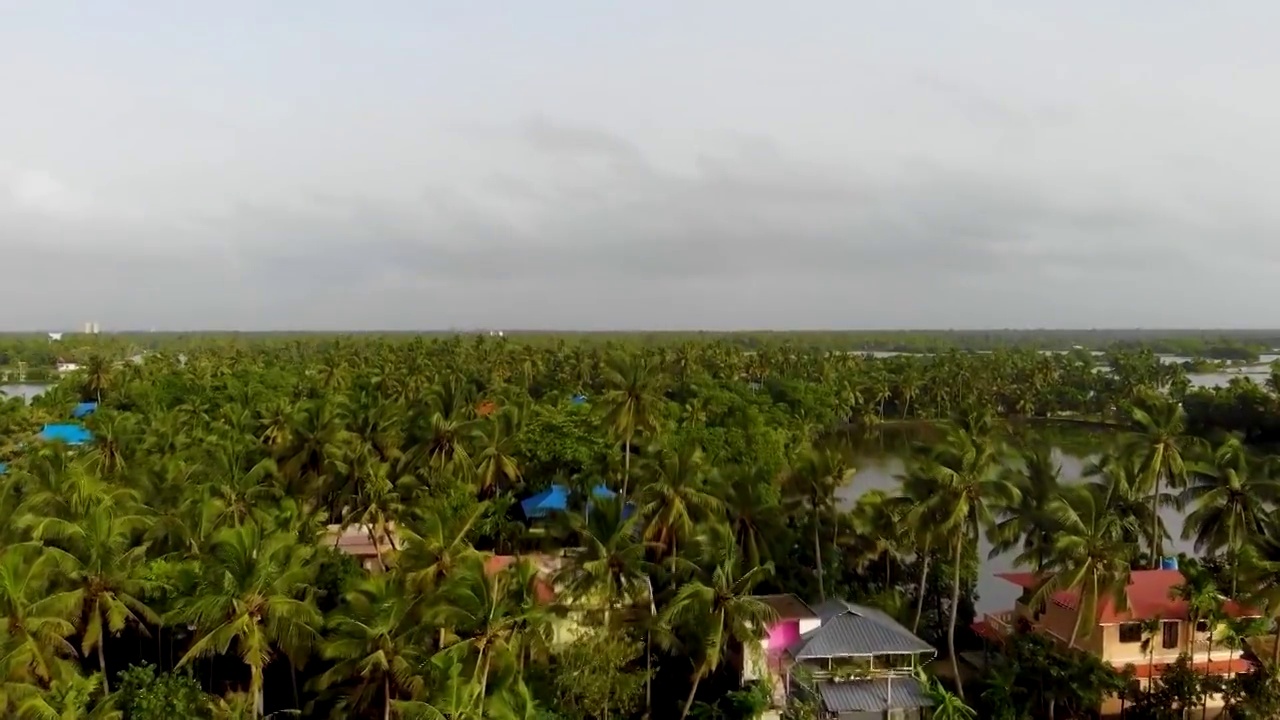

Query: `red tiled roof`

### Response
(996, 570, 1259, 623)
(1131, 658, 1253, 679)
(485, 555, 557, 605)
(972, 620, 1002, 641)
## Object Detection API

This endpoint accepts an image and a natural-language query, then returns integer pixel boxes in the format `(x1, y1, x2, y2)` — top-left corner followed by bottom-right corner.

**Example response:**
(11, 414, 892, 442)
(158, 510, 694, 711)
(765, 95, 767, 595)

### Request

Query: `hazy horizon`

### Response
(5, 3, 1280, 331)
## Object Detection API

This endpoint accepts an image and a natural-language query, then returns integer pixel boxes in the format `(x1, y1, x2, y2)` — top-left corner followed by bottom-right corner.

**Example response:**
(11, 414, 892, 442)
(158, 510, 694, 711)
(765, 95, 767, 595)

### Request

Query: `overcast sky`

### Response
(3, 2, 1280, 331)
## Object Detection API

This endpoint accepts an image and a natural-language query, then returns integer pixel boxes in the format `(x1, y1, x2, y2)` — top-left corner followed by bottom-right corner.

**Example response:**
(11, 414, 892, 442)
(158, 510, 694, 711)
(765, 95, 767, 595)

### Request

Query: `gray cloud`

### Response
(3, 2, 1280, 330)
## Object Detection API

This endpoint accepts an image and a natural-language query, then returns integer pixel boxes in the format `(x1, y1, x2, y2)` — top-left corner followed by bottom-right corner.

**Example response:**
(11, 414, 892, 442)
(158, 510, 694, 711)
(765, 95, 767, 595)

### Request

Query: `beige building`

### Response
(975, 569, 1260, 716)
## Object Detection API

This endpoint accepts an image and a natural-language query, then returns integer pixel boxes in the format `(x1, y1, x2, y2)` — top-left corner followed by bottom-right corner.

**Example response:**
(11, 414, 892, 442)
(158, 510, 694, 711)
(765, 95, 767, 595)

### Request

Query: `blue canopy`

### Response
(39, 423, 93, 446)
(72, 402, 98, 419)
(0, 463, 6, 475)
(571, 394, 588, 405)
(521, 483, 616, 518)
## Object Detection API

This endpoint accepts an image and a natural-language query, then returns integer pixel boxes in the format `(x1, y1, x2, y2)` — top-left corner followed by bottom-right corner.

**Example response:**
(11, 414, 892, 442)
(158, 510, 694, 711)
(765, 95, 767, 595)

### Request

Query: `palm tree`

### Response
(555, 498, 653, 626)
(1239, 534, 1280, 668)
(438, 554, 552, 711)
(81, 355, 112, 404)
(1171, 559, 1220, 657)
(1030, 484, 1134, 647)
(472, 406, 522, 497)
(1220, 616, 1267, 686)
(1138, 616, 1162, 693)
(660, 546, 776, 720)
(315, 575, 430, 720)
(175, 522, 323, 718)
(914, 421, 1016, 699)
(1181, 439, 1280, 595)
(0, 546, 77, 690)
(398, 505, 485, 592)
(26, 501, 160, 694)
(719, 467, 784, 569)
(917, 668, 977, 719)
(599, 354, 665, 497)
(635, 442, 723, 573)
(783, 446, 854, 602)
(991, 447, 1062, 572)
(15, 672, 121, 720)
(1124, 394, 1202, 566)
(1086, 452, 1163, 559)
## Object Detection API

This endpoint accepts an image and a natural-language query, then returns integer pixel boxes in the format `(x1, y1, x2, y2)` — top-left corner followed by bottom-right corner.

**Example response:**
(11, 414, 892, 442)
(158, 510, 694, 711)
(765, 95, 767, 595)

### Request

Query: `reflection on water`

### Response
(0, 384, 49, 401)
(838, 424, 1192, 614)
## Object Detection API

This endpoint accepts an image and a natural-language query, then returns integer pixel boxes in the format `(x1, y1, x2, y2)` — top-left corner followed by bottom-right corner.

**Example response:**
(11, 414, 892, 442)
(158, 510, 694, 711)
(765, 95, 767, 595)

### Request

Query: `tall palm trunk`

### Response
(622, 435, 631, 498)
(1068, 605, 1085, 648)
(384, 676, 392, 720)
(251, 663, 264, 719)
(1150, 469, 1163, 568)
(813, 510, 825, 602)
(679, 670, 703, 720)
(368, 526, 387, 572)
(1202, 635, 1212, 720)
(947, 534, 964, 699)
(912, 545, 931, 634)
(98, 638, 110, 694)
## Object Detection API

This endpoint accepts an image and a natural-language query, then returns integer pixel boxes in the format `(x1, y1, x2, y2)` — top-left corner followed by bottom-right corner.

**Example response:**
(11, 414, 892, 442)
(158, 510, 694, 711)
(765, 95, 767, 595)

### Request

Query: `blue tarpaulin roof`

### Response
(571, 395, 588, 405)
(0, 463, 6, 475)
(521, 483, 616, 518)
(72, 402, 98, 418)
(39, 423, 93, 446)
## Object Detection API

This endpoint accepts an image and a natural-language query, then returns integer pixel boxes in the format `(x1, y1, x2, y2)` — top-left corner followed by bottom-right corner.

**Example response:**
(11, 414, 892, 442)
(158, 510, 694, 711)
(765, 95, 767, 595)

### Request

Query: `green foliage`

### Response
(539, 631, 647, 720)
(116, 664, 213, 720)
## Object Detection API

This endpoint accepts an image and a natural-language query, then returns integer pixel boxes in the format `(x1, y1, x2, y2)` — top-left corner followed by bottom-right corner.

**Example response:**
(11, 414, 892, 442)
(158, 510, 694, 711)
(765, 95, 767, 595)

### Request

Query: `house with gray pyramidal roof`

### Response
(775, 599, 937, 720)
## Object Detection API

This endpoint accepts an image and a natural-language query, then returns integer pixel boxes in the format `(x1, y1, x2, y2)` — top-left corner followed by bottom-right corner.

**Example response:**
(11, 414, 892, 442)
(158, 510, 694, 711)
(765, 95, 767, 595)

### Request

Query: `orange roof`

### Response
(996, 570, 1258, 623)
(1131, 658, 1252, 679)
(971, 620, 1002, 641)
(485, 555, 557, 605)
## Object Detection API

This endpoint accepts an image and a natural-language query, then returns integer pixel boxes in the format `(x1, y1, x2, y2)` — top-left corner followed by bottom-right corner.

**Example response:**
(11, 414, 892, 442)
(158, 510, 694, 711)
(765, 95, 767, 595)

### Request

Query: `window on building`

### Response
(874, 654, 916, 671)
(1119, 623, 1143, 643)
(1196, 619, 1209, 633)
(1162, 621, 1179, 649)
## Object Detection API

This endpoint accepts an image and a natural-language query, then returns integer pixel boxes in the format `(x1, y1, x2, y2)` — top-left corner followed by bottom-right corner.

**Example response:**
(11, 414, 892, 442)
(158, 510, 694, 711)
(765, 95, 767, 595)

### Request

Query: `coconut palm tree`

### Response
(175, 522, 323, 718)
(315, 574, 430, 720)
(660, 545, 776, 720)
(437, 554, 552, 710)
(26, 501, 159, 694)
(782, 445, 854, 602)
(635, 442, 723, 573)
(1124, 393, 1202, 566)
(599, 354, 665, 497)
(1030, 485, 1134, 647)
(0, 546, 78, 690)
(991, 447, 1062, 572)
(15, 671, 120, 720)
(1139, 616, 1162, 694)
(1181, 439, 1280, 595)
(472, 406, 523, 497)
(555, 498, 653, 626)
(915, 421, 1017, 699)
(1171, 559, 1220, 657)
(718, 467, 784, 570)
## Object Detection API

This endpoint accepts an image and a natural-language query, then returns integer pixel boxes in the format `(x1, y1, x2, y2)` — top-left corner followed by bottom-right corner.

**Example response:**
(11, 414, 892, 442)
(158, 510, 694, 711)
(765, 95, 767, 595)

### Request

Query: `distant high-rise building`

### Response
(83, 322, 100, 334)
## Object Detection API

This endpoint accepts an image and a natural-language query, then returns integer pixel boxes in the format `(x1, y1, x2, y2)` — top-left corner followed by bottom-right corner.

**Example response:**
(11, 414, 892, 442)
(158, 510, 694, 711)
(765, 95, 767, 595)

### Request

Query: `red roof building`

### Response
(995, 569, 1258, 623)
(973, 568, 1263, 716)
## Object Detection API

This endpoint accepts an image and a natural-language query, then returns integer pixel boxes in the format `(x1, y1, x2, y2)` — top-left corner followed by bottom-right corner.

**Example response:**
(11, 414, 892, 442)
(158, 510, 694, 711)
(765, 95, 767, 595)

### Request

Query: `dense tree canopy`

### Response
(0, 334, 1279, 718)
